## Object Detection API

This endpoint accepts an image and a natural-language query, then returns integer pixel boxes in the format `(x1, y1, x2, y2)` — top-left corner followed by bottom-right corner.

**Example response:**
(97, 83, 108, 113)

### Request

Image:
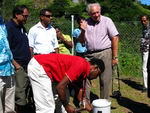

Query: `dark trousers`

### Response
(15, 67, 35, 113)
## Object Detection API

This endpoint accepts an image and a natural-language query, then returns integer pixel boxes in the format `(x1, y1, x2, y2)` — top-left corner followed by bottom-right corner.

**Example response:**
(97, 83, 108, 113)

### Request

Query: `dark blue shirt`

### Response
(6, 19, 31, 68)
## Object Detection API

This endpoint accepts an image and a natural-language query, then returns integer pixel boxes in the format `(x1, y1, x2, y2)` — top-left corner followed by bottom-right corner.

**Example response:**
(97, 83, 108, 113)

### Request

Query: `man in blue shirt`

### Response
(72, 16, 87, 57)
(6, 5, 31, 113)
(0, 16, 15, 113)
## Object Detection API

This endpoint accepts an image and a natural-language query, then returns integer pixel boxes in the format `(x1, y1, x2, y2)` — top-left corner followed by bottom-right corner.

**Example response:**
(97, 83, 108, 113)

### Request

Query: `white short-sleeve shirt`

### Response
(28, 22, 59, 54)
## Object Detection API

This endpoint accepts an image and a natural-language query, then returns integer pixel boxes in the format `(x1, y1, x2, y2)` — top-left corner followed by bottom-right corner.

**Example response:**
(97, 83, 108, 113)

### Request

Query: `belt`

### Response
(34, 52, 56, 55)
(34, 53, 40, 55)
(86, 48, 111, 54)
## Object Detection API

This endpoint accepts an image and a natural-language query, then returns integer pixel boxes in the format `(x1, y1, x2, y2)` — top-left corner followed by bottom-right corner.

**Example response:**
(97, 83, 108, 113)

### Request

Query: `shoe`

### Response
(142, 87, 147, 93)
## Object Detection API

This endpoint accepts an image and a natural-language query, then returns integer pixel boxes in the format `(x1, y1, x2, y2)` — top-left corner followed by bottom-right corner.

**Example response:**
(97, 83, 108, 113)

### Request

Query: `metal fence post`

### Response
(71, 15, 74, 55)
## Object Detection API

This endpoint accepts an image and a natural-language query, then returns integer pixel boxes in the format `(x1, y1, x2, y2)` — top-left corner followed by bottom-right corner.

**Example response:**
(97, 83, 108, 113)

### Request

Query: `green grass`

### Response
(69, 66, 150, 113)
(71, 76, 150, 113)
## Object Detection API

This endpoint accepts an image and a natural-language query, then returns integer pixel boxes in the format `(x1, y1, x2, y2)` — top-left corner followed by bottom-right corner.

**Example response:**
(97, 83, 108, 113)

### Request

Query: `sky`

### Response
(140, 0, 150, 5)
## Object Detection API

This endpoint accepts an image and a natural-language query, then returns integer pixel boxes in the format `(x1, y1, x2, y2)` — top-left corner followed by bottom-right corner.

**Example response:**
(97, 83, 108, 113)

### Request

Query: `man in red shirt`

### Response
(28, 53, 104, 113)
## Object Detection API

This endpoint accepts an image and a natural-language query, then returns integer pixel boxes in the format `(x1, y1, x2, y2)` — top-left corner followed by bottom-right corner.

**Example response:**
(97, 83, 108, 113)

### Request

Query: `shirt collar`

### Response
(88, 17, 101, 25)
(10, 19, 24, 28)
(37, 22, 52, 30)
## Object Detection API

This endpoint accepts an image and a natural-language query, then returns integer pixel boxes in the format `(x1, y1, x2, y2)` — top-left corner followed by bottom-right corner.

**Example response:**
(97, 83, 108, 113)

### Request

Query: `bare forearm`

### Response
(56, 76, 70, 107)
(62, 40, 73, 48)
(78, 30, 86, 43)
(58, 35, 73, 48)
(29, 47, 34, 57)
(79, 20, 87, 43)
(56, 85, 68, 106)
(12, 60, 21, 70)
(112, 35, 119, 58)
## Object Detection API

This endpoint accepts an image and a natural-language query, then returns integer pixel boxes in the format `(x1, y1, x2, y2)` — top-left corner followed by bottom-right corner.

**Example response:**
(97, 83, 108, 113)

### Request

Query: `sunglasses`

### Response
(21, 14, 29, 18)
(44, 15, 52, 18)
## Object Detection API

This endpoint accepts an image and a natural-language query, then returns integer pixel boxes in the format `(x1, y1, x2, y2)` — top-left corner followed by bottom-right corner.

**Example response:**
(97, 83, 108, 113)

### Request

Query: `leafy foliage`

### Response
(1, 0, 150, 77)
(16, 0, 33, 6)
(1, 0, 150, 21)
(1, 0, 16, 21)
(65, 3, 86, 18)
(49, 0, 72, 17)
(100, 0, 150, 21)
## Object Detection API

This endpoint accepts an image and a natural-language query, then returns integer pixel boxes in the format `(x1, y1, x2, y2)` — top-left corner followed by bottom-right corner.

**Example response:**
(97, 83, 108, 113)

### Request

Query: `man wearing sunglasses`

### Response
(28, 8, 59, 56)
(6, 5, 31, 113)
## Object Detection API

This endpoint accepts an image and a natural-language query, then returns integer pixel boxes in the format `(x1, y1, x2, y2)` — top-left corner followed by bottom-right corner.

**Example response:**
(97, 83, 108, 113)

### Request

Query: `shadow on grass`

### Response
(121, 79, 143, 91)
(115, 96, 150, 113)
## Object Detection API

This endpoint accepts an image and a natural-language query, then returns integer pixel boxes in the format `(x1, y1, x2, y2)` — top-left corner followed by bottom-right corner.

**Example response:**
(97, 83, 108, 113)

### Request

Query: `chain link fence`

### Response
(26, 16, 143, 77)
(115, 21, 142, 77)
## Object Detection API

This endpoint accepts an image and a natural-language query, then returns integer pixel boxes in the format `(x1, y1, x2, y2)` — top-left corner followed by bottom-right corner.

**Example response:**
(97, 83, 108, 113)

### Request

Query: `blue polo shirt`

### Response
(6, 19, 31, 68)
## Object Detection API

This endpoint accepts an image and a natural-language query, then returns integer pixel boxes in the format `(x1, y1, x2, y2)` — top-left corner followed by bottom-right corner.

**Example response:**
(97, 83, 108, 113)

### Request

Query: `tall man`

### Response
(140, 15, 150, 92)
(28, 53, 105, 113)
(6, 5, 31, 113)
(79, 3, 119, 99)
(28, 8, 59, 56)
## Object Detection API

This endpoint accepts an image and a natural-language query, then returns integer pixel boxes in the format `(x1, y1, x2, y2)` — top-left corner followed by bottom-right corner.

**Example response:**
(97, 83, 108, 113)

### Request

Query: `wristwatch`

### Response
(113, 56, 118, 60)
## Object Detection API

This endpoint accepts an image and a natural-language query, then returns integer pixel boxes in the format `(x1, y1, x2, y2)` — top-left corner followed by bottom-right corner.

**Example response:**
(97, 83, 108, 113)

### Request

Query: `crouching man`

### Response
(27, 53, 104, 113)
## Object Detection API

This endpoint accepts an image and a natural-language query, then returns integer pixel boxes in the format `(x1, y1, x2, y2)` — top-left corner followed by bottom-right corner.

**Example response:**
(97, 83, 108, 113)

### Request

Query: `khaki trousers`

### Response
(85, 48, 112, 99)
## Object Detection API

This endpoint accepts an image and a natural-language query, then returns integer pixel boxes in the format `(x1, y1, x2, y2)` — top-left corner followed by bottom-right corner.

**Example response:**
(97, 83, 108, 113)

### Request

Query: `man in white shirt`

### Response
(28, 8, 59, 55)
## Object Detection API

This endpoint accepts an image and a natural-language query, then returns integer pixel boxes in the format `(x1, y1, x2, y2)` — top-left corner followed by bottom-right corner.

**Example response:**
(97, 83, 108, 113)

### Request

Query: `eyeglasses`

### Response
(21, 14, 29, 18)
(44, 15, 52, 18)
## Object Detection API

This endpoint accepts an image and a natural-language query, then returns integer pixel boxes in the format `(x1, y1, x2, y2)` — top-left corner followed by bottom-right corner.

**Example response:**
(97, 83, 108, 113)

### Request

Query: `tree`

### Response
(50, 0, 72, 17)
(1, 0, 16, 21)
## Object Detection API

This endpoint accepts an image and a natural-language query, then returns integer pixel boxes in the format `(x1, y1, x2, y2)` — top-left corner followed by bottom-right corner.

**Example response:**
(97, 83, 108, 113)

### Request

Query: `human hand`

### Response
(112, 58, 118, 66)
(65, 104, 76, 113)
(56, 30, 63, 39)
(80, 20, 87, 31)
(12, 60, 21, 72)
(79, 98, 93, 112)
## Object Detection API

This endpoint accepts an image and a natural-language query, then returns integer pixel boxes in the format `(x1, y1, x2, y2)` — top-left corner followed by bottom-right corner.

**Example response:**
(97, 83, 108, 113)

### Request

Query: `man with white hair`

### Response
(79, 3, 120, 99)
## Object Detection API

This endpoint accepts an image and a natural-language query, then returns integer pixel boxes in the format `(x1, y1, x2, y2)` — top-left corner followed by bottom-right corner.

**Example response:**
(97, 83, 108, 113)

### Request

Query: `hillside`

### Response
(0, 0, 150, 21)
(134, 2, 150, 15)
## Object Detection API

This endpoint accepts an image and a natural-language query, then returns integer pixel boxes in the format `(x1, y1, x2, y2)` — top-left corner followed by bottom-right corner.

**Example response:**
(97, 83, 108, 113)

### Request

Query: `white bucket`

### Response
(92, 99, 111, 113)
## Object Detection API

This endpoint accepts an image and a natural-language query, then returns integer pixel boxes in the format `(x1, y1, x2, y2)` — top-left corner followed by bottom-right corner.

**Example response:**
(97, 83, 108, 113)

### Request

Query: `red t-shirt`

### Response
(34, 53, 90, 82)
